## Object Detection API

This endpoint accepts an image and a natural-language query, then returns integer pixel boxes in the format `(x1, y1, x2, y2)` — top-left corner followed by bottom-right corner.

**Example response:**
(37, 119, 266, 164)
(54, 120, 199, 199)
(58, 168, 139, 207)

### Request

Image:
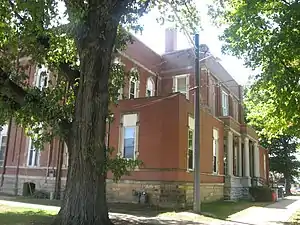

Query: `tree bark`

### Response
(51, 8, 121, 225)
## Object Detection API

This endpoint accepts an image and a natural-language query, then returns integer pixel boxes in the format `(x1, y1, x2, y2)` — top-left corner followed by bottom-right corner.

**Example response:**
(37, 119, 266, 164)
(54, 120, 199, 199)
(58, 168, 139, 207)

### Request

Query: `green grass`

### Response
(0, 204, 56, 225)
(201, 200, 270, 220)
(1, 196, 271, 221)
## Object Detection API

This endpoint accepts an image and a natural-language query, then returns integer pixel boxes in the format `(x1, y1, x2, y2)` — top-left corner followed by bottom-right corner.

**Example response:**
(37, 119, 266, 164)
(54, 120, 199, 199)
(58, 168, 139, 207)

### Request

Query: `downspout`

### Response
(14, 128, 23, 196)
(0, 118, 13, 187)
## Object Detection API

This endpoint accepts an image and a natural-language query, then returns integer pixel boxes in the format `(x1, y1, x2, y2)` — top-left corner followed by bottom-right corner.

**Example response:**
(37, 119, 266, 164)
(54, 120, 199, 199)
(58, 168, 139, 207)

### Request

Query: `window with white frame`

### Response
(146, 77, 155, 97)
(27, 138, 40, 167)
(0, 124, 8, 167)
(263, 154, 267, 179)
(35, 65, 49, 90)
(120, 114, 138, 159)
(129, 68, 139, 99)
(213, 129, 219, 173)
(62, 142, 69, 168)
(221, 90, 229, 116)
(232, 98, 239, 121)
(188, 116, 194, 170)
(173, 74, 189, 99)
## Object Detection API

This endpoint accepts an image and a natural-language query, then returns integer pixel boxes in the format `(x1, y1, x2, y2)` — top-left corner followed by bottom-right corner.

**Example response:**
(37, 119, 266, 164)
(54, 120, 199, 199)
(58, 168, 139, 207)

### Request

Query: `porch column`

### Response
(227, 130, 233, 176)
(243, 137, 250, 177)
(238, 136, 243, 176)
(254, 142, 260, 178)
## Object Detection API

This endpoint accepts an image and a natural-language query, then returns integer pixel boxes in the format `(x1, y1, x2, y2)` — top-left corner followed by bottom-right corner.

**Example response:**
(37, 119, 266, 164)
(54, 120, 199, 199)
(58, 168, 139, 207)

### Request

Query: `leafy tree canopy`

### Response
(209, 0, 300, 138)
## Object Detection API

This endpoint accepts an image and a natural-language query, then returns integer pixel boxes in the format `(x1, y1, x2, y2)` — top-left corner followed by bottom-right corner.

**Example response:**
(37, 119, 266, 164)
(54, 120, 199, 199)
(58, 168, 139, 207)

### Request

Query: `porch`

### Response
(224, 129, 263, 200)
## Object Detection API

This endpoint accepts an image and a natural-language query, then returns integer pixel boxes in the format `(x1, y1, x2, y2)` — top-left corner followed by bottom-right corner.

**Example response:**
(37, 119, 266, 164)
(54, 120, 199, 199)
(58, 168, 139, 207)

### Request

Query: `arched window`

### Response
(146, 77, 155, 97)
(129, 68, 139, 99)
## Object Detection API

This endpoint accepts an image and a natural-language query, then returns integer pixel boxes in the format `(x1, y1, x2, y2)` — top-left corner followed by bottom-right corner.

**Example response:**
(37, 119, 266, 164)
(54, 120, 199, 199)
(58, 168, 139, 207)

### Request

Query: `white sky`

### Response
(134, 0, 255, 85)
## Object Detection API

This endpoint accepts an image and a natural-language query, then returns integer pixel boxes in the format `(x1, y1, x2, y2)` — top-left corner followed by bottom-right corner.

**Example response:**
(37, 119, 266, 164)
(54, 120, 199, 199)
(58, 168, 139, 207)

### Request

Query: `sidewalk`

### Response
(227, 196, 300, 225)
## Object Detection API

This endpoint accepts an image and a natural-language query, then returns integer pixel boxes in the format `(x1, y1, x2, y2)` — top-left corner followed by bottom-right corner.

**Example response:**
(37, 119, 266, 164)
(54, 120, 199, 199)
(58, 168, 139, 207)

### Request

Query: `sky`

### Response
(134, 0, 255, 86)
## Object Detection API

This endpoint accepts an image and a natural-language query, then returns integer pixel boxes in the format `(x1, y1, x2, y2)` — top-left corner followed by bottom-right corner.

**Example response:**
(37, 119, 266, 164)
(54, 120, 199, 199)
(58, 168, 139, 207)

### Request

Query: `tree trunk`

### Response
(285, 174, 292, 196)
(52, 9, 121, 225)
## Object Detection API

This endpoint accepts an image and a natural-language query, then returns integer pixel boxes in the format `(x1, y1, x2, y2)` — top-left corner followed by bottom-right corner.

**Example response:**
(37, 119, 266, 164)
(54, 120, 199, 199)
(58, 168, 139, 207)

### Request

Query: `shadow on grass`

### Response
(0, 210, 54, 225)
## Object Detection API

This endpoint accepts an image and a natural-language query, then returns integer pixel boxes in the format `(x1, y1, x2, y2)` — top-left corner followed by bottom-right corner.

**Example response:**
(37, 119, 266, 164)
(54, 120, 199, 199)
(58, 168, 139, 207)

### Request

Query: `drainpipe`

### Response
(0, 118, 13, 187)
(14, 128, 24, 196)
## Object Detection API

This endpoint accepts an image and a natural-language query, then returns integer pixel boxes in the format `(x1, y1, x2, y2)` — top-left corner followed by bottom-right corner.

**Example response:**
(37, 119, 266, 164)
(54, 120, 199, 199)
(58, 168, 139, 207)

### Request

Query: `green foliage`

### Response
(249, 186, 273, 202)
(209, 0, 300, 138)
(261, 135, 300, 180)
(0, 0, 201, 182)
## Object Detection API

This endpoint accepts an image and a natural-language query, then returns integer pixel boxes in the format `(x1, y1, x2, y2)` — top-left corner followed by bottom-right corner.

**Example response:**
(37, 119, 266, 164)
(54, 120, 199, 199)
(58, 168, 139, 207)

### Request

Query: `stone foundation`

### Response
(106, 180, 224, 208)
(1, 175, 224, 208)
(224, 175, 250, 200)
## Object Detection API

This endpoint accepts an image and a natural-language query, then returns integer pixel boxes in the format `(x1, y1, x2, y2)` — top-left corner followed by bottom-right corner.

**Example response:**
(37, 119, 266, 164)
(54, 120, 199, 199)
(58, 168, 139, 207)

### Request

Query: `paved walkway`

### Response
(227, 196, 300, 225)
(1, 196, 300, 224)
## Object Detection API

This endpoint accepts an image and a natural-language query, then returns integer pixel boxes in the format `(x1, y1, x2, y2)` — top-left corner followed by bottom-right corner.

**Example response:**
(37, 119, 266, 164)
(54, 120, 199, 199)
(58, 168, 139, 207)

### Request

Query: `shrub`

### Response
(249, 186, 273, 202)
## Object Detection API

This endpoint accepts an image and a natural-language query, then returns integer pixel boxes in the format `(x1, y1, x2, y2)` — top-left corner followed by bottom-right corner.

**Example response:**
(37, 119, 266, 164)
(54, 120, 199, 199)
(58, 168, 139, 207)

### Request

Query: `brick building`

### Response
(0, 28, 269, 207)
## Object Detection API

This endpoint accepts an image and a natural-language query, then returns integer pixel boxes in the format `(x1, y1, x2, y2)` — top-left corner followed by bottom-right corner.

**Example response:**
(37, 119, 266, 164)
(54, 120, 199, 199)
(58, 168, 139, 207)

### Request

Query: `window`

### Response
(263, 154, 267, 179)
(232, 99, 239, 121)
(208, 77, 216, 115)
(62, 142, 68, 168)
(0, 125, 8, 167)
(146, 77, 155, 97)
(187, 116, 194, 170)
(173, 74, 189, 99)
(120, 114, 138, 159)
(213, 129, 218, 173)
(27, 138, 40, 167)
(35, 65, 49, 90)
(221, 90, 229, 116)
(129, 69, 139, 99)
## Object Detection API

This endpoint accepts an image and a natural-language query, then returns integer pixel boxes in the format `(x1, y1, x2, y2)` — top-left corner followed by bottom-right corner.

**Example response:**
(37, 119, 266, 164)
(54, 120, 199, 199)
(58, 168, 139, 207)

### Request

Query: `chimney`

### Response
(165, 28, 177, 53)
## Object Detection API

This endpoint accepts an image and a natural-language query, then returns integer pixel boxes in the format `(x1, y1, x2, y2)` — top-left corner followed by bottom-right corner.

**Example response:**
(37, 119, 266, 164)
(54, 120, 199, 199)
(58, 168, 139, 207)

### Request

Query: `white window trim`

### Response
(146, 77, 155, 97)
(27, 138, 40, 167)
(187, 116, 195, 171)
(0, 124, 8, 167)
(118, 114, 139, 160)
(35, 65, 50, 90)
(213, 128, 219, 174)
(221, 90, 229, 116)
(173, 74, 190, 99)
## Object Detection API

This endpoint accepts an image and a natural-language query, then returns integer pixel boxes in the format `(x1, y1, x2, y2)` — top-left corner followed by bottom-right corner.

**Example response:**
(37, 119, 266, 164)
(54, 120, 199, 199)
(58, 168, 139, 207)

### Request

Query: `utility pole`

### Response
(193, 33, 201, 213)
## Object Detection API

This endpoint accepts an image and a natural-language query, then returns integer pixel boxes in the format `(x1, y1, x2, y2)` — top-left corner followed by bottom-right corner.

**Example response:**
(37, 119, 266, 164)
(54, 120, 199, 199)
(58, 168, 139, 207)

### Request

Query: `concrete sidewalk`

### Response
(227, 196, 300, 225)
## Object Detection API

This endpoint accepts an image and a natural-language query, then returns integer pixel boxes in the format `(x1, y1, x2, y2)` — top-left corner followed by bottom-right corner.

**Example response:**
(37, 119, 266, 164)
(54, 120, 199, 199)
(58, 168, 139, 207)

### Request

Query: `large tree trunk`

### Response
(52, 7, 121, 225)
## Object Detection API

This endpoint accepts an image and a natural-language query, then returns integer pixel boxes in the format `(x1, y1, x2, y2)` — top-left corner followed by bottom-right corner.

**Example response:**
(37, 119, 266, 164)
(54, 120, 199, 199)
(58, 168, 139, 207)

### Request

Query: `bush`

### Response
(249, 186, 273, 202)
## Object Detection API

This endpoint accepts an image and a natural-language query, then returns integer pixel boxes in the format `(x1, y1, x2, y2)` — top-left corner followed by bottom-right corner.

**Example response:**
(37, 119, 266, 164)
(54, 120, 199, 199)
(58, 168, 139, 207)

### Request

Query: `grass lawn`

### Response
(0, 196, 271, 222)
(201, 200, 270, 220)
(0, 204, 56, 225)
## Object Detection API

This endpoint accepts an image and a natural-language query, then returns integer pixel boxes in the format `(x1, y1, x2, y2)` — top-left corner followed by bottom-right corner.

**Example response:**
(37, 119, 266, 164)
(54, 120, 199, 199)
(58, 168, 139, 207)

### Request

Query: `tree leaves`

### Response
(210, 0, 300, 138)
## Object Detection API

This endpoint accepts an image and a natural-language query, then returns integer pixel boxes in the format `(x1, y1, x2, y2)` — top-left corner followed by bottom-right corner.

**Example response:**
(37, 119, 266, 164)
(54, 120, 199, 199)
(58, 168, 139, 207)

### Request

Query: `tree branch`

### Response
(0, 68, 27, 106)
(8, 0, 25, 22)
(58, 62, 80, 85)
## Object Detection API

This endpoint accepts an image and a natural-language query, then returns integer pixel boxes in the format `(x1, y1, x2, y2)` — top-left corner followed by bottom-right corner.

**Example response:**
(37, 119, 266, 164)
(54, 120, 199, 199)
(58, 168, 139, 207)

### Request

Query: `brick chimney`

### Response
(165, 28, 177, 53)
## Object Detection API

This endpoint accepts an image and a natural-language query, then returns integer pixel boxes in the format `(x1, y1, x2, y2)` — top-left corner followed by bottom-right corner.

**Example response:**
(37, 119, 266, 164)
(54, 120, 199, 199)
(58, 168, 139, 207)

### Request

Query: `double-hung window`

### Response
(173, 74, 189, 99)
(146, 77, 155, 97)
(221, 91, 229, 116)
(120, 114, 138, 160)
(187, 116, 194, 170)
(129, 68, 139, 99)
(213, 129, 219, 174)
(27, 138, 40, 167)
(0, 125, 8, 167)
(35, 65, 49, 90)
